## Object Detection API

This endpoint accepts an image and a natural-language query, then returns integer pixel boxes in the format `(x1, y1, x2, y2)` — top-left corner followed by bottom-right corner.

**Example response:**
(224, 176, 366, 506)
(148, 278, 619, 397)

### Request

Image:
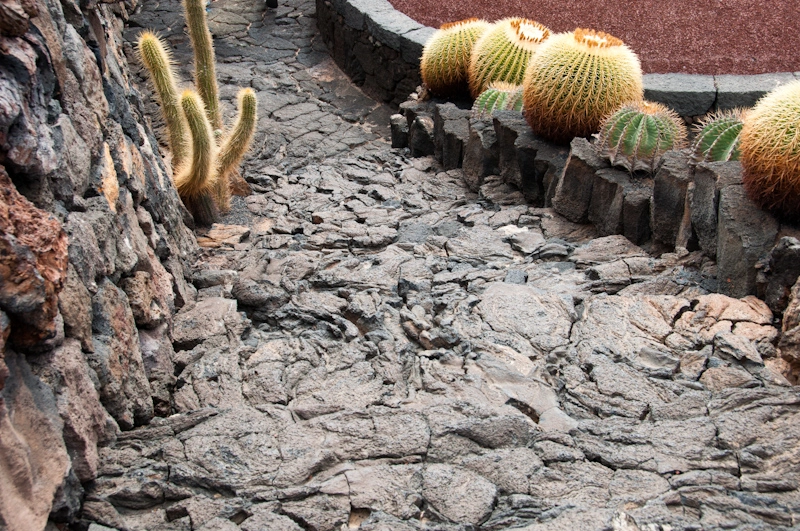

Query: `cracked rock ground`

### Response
(88, 0, 800, 529)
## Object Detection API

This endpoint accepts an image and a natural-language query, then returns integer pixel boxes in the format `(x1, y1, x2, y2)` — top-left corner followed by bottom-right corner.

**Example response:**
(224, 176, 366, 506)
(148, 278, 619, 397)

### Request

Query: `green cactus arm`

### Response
(138, 32, 189, 168)
(183, 0, 222, 130)
(215, 88, 257, 208)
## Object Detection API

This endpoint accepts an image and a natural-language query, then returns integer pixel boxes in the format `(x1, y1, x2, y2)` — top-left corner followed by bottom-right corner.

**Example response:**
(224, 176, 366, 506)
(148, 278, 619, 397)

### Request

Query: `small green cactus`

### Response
(523, 28, 643, 144)
(471, 82, 524, 118)
(420, 18, 490, 97)
(138, 0, 257, 224)
(468, 18, 550, 99)
(740, 80, 800, 220)
(595, 101, 687, 174)
(690, 109, 745, 163)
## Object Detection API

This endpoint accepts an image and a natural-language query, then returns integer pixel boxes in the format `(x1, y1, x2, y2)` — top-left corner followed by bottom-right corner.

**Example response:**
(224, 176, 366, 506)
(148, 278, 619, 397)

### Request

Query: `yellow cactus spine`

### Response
(523, 28, 643, 144)
(215, 88, 258, 211)
(468, 18, 550, 99)
(175, 90, 218, 226)
(420, 18, 491, 97)
(138, 32, 189, 168)
(740, 80, 800, 220)
(183, 0, 222, 130)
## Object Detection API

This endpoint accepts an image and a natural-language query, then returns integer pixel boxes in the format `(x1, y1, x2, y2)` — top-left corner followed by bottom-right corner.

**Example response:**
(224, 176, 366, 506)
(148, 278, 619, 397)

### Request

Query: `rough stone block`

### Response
(691, 161, 743, 258)
(364, 5, 424, 53)
(643, 73, 716, 117)
(462, 118, 499, 192)
(553, 137, 611, 223)
(408, 114, 435, 158)
(715, 73, 797, 110)
(390, 113, 408, 148)
(652, 151, 693, 249)
(717, 185, 780, 297)
(433, 103, 471, 170)
(493, 111, 530, 192)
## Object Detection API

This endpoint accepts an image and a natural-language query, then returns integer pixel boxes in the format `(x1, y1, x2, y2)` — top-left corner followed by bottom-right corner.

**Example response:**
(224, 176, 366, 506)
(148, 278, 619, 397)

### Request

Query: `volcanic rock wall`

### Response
(0, 0, 195, 527)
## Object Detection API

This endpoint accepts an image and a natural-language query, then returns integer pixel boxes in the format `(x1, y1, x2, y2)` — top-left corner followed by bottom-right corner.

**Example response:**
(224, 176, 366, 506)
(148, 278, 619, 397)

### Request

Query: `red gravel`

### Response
(388, 0, 800, 75)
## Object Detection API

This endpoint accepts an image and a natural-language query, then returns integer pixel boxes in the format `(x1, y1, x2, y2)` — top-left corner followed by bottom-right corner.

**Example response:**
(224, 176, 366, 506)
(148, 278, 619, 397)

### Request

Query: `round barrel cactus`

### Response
(468, 18, 550, 99)
(420, 18, 490, 97)
(472, 82, 524, 118)
(691, 109, 745, 163)
(523, 28, 643, 144)
(740, 80, 800, 220)
(596, 100, 687, 174)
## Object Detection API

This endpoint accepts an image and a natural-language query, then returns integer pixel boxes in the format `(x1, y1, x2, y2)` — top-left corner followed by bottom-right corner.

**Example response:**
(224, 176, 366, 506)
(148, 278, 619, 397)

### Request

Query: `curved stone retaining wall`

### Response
(392, 98, 800, 302)
(316, 0, 800, 115)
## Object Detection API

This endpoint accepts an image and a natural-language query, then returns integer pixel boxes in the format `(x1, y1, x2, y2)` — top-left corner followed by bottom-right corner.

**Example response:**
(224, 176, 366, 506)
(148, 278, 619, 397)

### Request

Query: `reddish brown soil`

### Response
(388, 0, 800, 75)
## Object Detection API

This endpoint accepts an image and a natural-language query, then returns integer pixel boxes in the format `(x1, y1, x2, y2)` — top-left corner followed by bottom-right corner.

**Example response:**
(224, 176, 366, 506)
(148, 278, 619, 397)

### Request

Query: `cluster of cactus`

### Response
(690, 109, 745, 163)
(523, 28, 643, 144)
(595, 101, 687, 174)
(420, 18, 490, 97)
(472, 82, 524, 118)
(138, 0, 257, 226)
(739, 80, 800, 220)
(468, 18, 550, 98)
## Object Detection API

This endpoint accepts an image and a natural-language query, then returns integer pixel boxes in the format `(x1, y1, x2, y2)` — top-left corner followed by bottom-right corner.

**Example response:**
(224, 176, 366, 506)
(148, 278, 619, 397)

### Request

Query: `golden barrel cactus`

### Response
(740, 80, 800, 220)
(420, 18, 490, 97)
(523, 28, 643, 144)
(468, 18, 550, 99)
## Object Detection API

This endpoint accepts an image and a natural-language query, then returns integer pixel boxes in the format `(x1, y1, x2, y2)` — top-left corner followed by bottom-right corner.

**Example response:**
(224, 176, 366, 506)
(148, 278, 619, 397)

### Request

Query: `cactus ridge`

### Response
(691, 109, 745, 163)
(523, 29, 643, 144)
(420, 18, 490, 96)
(138, 32, 189, 167)
(472, 82, 523, 118)
(740, 80, 800, 219)
(596, 101, 687, 174)
(468, 18, 550, 99)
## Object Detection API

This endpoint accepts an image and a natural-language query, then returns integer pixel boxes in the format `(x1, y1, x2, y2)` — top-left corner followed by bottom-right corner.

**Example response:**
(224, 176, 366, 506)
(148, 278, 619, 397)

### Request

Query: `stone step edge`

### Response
(317, 0, 800, 114)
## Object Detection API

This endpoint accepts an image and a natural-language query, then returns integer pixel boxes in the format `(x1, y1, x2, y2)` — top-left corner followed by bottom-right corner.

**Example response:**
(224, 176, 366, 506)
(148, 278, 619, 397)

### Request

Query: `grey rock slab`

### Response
(422, 463, 497, 525)
(691, 161, 744, 258)
(444, 225, 516, 262)
(552, 137, 610, 223)
(172, 297, 241, 351)
(715, 72, 797, 109)
(643, 73, 716, 117)
(651, 150, 693, 249)
(717, 184, 779, 297)
(474, 282, 574, 357)
(345, 464, 423, 519)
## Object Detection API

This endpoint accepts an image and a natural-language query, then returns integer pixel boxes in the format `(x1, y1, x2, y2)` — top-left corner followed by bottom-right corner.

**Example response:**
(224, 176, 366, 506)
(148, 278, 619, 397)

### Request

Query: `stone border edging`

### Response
(316, 0, 800, 114)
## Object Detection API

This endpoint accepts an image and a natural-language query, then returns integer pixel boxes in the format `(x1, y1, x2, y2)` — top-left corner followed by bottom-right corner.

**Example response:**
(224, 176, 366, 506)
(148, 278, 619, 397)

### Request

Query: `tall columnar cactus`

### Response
(137, 0, 258, 224)
(175, 90, 219, 226)
(138, 32, 189, 168)
(468, 18, 550, 99)
(739, 80, 800, 220)
(214, 88, 258, 208)
(472, 82, 524, 118)
(691, 109, 746, 163)
(595, 101, 687, 174)
(184, 0, 222, 130)
(523, 28, 643, 144)
(420, 18, 490, 97)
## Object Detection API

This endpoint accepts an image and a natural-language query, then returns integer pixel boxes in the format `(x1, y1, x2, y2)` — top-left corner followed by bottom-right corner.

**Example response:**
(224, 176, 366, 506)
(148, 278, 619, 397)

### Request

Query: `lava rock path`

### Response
(87, 0, 800, 529)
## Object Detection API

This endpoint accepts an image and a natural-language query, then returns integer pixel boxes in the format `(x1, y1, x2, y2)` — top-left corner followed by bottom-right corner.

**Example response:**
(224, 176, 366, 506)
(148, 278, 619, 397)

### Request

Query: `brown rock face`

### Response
(0, 350, 70, 531)
(0, 165, 68, 350)
(779, 277, 800, 383)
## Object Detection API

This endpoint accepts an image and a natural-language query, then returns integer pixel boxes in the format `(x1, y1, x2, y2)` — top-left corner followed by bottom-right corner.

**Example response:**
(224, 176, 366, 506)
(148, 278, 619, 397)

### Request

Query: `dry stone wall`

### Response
(0, 0, 196, 527)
